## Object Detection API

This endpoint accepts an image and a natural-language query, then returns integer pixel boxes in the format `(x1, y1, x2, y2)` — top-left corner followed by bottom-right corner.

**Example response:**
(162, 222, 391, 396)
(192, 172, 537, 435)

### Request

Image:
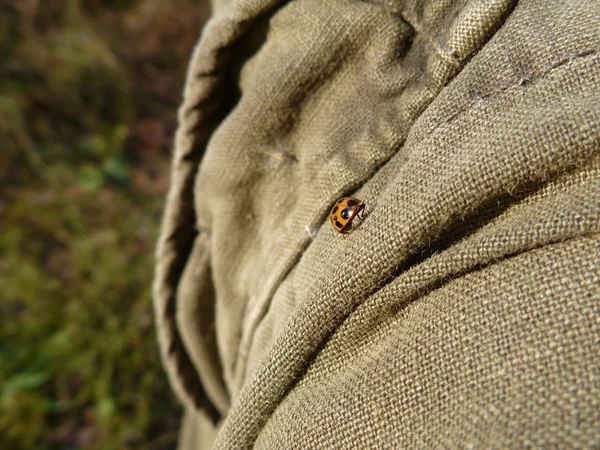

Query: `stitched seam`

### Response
(434, 49, 599, 133)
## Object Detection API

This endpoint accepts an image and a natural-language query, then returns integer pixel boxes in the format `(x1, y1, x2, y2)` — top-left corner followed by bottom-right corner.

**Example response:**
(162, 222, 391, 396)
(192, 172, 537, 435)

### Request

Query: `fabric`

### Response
(152, 0, 600, 448)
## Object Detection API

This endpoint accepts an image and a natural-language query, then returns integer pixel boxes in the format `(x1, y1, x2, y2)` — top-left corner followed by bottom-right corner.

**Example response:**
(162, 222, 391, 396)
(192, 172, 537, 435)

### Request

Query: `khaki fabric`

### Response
(153, 0, 600, 448)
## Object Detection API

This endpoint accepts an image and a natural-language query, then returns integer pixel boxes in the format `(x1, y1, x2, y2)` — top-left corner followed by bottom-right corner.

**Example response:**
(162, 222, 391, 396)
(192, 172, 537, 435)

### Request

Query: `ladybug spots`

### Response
(330, 197, 365, 234)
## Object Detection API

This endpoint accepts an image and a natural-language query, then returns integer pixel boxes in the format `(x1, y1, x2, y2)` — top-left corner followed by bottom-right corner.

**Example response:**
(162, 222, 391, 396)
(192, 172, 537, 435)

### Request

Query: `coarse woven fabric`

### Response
(152, 0, 600, 448)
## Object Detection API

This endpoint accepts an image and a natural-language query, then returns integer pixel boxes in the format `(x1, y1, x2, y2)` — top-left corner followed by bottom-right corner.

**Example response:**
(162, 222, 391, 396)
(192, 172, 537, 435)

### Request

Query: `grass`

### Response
(0, 0, 210, 448)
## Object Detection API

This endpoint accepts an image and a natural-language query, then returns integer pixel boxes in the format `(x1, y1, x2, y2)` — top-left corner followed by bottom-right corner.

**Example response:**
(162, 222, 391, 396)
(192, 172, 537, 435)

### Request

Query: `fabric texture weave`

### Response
(153, 0, 600, 448)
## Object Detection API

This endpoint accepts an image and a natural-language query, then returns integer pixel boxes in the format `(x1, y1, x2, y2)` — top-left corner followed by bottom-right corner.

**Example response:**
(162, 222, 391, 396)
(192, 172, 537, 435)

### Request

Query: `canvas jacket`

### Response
(153, 0, 600, 448)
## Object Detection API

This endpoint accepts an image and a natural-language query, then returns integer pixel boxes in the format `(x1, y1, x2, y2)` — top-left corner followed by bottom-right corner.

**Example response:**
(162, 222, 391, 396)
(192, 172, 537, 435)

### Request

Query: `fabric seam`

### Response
(437, 49, 598, 130)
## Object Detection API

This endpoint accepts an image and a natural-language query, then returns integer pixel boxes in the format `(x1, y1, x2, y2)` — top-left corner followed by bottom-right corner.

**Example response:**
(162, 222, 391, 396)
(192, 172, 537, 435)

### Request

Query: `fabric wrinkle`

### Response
(152, 0, 600, 448)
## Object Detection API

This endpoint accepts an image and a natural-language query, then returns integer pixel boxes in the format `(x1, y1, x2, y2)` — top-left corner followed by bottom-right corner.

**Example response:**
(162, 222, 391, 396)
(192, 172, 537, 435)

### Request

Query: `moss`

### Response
(0, 0, 211, 448)
(0, 185, 178, 449)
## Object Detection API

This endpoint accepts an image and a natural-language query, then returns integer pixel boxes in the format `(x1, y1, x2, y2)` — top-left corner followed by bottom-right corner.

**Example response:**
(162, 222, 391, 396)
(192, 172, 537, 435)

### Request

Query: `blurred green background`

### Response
(0, 0, 210, 448)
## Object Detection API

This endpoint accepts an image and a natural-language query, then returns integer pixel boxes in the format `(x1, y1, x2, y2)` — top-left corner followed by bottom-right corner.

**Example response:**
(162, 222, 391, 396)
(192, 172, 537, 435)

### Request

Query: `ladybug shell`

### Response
(330, 197, 363, 233)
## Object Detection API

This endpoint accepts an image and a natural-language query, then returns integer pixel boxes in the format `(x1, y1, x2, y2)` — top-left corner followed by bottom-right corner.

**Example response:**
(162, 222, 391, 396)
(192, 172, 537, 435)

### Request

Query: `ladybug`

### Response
(330, 197, 366, 233)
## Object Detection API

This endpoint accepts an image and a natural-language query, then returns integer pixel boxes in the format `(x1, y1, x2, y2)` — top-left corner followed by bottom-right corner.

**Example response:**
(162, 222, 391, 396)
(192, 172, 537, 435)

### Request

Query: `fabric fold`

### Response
(153, 0, 286, 415)
(153, 0, 600, 448)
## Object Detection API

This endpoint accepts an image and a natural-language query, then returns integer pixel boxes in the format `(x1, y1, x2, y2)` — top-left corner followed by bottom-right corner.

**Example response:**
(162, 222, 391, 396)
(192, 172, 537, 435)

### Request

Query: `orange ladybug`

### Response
(330, 197, 366, 233)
